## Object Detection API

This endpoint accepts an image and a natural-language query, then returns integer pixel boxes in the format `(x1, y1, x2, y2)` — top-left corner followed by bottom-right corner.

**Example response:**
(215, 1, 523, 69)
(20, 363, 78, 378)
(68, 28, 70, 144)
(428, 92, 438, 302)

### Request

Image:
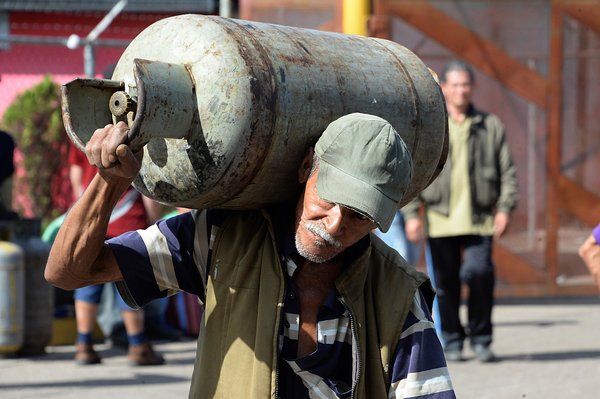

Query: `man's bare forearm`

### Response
(45, 172, 131, 290)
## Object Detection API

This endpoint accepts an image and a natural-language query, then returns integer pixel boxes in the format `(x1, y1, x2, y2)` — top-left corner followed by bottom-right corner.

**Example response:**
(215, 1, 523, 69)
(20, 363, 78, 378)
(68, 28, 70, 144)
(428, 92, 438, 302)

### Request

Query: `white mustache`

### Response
(304, 222, 343, 248)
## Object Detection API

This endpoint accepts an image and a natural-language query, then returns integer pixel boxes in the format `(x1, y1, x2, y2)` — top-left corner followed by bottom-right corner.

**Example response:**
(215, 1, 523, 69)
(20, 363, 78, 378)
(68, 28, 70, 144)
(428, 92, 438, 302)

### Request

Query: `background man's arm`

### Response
(494, 123, 519, 238)
(578, 228, 600, 288)
(401, 198, 424, 243)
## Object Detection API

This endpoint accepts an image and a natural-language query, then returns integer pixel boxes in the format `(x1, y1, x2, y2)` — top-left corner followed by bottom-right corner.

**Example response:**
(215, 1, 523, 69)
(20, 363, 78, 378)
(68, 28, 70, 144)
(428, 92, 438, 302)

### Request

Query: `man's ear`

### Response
(298, 148, 314, 183)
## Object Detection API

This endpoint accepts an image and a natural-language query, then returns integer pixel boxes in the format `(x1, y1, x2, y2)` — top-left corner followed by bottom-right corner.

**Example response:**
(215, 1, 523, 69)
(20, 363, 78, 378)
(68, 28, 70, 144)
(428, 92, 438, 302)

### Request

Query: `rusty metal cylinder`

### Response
(62, 14, 447, 209)
(0, 241, 24, 357)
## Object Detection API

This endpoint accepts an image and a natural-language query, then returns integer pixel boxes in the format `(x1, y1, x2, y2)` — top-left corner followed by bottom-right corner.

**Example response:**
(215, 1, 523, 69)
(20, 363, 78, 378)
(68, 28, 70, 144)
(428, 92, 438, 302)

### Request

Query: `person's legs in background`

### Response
(460, 235, 495, 362)
(73, 284, 104, 364)
(143, 297, 182, 341)
(115, 286, 165, 366)
(428, 236, 465, 361)
(74, 284, 165, 366)
(424, 241, 443, 342)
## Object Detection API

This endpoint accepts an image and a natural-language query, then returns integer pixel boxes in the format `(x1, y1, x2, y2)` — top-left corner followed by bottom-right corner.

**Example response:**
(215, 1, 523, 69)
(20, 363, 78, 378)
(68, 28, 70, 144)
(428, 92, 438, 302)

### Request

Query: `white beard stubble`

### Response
(295, 221, 343, 263)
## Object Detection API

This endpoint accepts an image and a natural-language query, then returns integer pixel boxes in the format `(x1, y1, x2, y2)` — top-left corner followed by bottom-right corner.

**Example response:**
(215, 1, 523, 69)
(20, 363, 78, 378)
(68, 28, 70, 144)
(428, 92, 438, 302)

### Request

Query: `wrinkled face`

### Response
(294, 169, 377, 263)
(441, 70, 473, 110)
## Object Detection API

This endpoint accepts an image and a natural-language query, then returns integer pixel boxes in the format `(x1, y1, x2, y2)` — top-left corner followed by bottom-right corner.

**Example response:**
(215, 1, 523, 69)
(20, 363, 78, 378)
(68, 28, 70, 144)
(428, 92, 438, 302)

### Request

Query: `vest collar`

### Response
(335, 236, 372, 304)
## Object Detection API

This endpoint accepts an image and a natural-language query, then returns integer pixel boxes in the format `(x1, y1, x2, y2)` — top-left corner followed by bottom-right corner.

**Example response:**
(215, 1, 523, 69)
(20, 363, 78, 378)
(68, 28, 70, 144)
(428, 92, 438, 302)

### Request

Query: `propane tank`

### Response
(15, 235, 52, 356)
(62, 14, 448, 209)
(0, 241, 25, 357)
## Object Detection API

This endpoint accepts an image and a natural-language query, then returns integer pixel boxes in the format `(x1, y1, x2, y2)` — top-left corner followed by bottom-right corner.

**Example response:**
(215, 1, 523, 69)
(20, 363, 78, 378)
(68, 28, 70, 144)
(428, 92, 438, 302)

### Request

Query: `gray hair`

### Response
(309, 153, 320, 177)
(440, 60, 475, 84)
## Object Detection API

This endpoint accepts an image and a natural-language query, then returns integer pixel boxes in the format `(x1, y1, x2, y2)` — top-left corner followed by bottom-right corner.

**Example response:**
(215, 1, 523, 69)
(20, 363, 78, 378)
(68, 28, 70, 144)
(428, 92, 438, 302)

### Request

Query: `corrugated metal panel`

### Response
(0, 0, 216, 13)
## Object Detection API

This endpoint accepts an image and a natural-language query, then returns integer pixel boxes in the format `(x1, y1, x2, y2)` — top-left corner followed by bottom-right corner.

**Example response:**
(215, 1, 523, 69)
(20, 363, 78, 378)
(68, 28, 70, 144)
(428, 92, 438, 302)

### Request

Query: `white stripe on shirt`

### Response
(399, 294, 436, 339)
(137, 225, 178, 292)
(389, 367, 454, 399)
(317, 317, 351, 345)
(288, 359, 343, 399)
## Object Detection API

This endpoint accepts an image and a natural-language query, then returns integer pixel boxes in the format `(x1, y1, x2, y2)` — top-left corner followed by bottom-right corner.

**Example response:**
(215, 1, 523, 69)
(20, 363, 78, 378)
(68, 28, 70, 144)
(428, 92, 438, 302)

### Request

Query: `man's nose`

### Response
(323, 204, 345, 235)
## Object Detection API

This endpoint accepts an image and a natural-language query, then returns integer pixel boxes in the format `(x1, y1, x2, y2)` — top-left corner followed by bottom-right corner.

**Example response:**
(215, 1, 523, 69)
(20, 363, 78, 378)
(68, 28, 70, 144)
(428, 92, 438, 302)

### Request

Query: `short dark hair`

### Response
(440, 60, 475, 84)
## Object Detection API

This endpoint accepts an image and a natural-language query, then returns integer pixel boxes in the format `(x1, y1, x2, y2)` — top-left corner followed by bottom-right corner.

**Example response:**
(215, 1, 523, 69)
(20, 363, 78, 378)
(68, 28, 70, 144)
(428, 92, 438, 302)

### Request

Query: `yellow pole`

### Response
(342, 0, 371, 36)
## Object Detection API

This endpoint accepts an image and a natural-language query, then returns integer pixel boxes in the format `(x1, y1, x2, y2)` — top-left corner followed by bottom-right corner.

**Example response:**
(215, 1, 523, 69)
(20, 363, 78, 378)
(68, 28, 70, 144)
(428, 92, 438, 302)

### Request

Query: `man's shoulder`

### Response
(469, 104, 503, 129)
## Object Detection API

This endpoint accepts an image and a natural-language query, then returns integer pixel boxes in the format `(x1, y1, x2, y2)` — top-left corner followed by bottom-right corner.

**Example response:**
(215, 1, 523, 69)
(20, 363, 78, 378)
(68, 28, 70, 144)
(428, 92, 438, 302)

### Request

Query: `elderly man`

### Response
(46, 113, 455, 398)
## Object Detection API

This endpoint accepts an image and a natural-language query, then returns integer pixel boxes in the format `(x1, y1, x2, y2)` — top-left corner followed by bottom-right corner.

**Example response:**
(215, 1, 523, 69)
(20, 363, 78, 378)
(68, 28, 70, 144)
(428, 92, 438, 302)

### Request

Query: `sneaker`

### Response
(444, 348, 463, 362)
(128, 342, 165, 366)
(74, 342, 101, 365)
(472, 344, 495, 363)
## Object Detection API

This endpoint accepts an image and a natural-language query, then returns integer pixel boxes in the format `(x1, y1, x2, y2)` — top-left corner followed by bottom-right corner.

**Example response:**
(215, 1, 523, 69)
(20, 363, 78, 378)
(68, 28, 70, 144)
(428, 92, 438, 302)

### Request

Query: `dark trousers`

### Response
(428, 235, 495, 351)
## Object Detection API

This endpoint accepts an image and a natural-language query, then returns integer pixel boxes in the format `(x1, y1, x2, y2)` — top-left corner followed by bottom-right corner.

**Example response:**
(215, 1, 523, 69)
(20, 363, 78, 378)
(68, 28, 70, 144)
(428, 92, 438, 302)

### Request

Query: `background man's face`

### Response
(294, 170, 376, 263)
(441, 70, 473, 109)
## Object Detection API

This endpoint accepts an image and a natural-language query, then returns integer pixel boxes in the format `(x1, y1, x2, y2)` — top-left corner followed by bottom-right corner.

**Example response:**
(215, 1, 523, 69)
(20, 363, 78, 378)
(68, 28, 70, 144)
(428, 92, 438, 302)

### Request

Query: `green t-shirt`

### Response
(427, 116, 494, 238)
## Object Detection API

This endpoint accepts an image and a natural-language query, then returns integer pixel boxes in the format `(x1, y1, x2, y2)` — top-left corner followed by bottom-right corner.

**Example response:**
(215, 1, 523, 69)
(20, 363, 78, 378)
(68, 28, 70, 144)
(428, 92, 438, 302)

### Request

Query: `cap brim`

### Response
(316, 161, 398, 232)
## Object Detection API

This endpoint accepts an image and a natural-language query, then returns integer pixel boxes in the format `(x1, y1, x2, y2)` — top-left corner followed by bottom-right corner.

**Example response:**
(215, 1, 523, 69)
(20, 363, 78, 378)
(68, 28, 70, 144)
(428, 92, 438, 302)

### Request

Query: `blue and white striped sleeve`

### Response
(388, 289, 456, 399)
(109, 209, 211, 309)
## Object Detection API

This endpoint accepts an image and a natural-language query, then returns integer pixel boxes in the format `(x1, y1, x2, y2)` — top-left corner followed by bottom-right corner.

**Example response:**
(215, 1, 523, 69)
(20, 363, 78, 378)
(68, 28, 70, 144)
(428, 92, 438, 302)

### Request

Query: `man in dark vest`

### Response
(45, 113, 456, 398)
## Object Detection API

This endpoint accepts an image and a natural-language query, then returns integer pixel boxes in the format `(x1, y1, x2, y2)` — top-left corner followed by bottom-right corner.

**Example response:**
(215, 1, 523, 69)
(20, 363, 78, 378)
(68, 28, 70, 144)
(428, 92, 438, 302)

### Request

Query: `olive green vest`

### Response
(189, 210, 433, 398)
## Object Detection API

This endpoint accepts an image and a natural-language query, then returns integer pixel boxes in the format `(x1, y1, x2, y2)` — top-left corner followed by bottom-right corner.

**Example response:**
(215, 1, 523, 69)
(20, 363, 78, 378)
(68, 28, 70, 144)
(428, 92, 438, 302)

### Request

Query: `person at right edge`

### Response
(403, 60, 519, 363)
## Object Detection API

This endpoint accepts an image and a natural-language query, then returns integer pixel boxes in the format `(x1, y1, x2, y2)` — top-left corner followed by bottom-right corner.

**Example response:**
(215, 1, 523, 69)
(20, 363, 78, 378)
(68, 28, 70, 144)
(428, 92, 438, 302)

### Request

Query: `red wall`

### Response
(0, 11, 179, 117)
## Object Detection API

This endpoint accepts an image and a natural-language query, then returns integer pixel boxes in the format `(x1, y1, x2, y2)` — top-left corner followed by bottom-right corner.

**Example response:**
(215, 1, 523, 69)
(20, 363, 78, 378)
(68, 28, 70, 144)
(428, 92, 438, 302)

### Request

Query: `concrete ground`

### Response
(1, 296, 599, 398)
(448, 296, 600, 399)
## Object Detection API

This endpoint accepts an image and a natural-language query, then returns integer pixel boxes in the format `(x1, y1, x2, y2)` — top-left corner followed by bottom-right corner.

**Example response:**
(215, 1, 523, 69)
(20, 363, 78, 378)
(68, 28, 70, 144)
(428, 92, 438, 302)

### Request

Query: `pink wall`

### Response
(0, 11, 177, 220)
(0, 11, 173, 119)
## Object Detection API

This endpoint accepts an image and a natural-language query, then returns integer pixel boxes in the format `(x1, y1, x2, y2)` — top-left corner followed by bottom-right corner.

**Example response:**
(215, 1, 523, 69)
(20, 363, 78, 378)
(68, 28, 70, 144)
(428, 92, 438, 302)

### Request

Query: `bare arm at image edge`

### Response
(45, 123, 138, 290)
(578, 223, 600, 289)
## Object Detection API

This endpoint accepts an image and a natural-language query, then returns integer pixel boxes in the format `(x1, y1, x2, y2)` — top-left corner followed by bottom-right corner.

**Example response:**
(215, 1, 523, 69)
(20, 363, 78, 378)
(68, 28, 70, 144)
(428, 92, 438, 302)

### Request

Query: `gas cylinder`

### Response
(0, 241, 25, 357)
(62, 14, 448, 209)
(15, 235, 52, 356)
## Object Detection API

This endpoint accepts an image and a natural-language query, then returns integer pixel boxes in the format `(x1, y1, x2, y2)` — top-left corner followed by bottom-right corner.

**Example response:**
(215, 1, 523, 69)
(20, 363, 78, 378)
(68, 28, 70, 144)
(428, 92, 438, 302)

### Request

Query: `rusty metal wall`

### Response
(240, 0, 343, 32)
(388, 1, 551, 258)
(384, 0, 600, 291)
(562, 17, 600, 196)
(241, 0, 600, 292)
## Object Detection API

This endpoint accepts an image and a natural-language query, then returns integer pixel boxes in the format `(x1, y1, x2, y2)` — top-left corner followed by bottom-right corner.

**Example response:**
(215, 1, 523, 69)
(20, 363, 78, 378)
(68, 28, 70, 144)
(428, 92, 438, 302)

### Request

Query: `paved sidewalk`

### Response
(0, 340, 196, 399)
(1, 296, 599, 398)
(449, 296, 600, 399)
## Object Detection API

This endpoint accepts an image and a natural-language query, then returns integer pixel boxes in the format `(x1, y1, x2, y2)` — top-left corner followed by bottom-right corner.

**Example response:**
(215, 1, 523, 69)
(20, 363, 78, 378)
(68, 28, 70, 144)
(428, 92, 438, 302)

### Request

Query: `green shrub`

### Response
(1, 75, 71, 227)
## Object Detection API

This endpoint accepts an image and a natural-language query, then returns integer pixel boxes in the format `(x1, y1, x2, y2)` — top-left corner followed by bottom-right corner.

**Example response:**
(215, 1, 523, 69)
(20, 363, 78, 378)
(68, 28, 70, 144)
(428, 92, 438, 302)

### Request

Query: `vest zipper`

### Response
(339, 295, 360, 399)
(274, 277, 287, 399)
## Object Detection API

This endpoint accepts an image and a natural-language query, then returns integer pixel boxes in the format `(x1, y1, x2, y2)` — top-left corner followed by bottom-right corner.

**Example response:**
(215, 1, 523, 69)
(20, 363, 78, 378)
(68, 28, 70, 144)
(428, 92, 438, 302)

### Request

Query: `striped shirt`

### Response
(109, 209, 455, 399)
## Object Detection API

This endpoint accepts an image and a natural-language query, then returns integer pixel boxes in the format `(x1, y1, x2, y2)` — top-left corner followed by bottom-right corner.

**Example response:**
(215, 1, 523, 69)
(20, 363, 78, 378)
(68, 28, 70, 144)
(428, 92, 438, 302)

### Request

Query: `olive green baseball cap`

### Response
(314, 113, 412, 232)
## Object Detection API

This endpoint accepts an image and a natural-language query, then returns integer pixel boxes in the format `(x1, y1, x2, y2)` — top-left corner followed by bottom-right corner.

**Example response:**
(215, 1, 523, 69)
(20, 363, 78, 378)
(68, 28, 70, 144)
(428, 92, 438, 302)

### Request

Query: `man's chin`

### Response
(298, 250, 333, 264)
(296, 243, 338, 264)
(295, 230, 342, 263)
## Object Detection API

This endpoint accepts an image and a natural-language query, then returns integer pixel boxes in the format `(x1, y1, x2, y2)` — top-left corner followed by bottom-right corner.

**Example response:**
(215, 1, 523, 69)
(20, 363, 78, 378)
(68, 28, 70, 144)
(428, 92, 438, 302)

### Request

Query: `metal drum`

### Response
(15, 236, 53, 356)
(0, 241, 24, 357)
(62, 14, 448, 209)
